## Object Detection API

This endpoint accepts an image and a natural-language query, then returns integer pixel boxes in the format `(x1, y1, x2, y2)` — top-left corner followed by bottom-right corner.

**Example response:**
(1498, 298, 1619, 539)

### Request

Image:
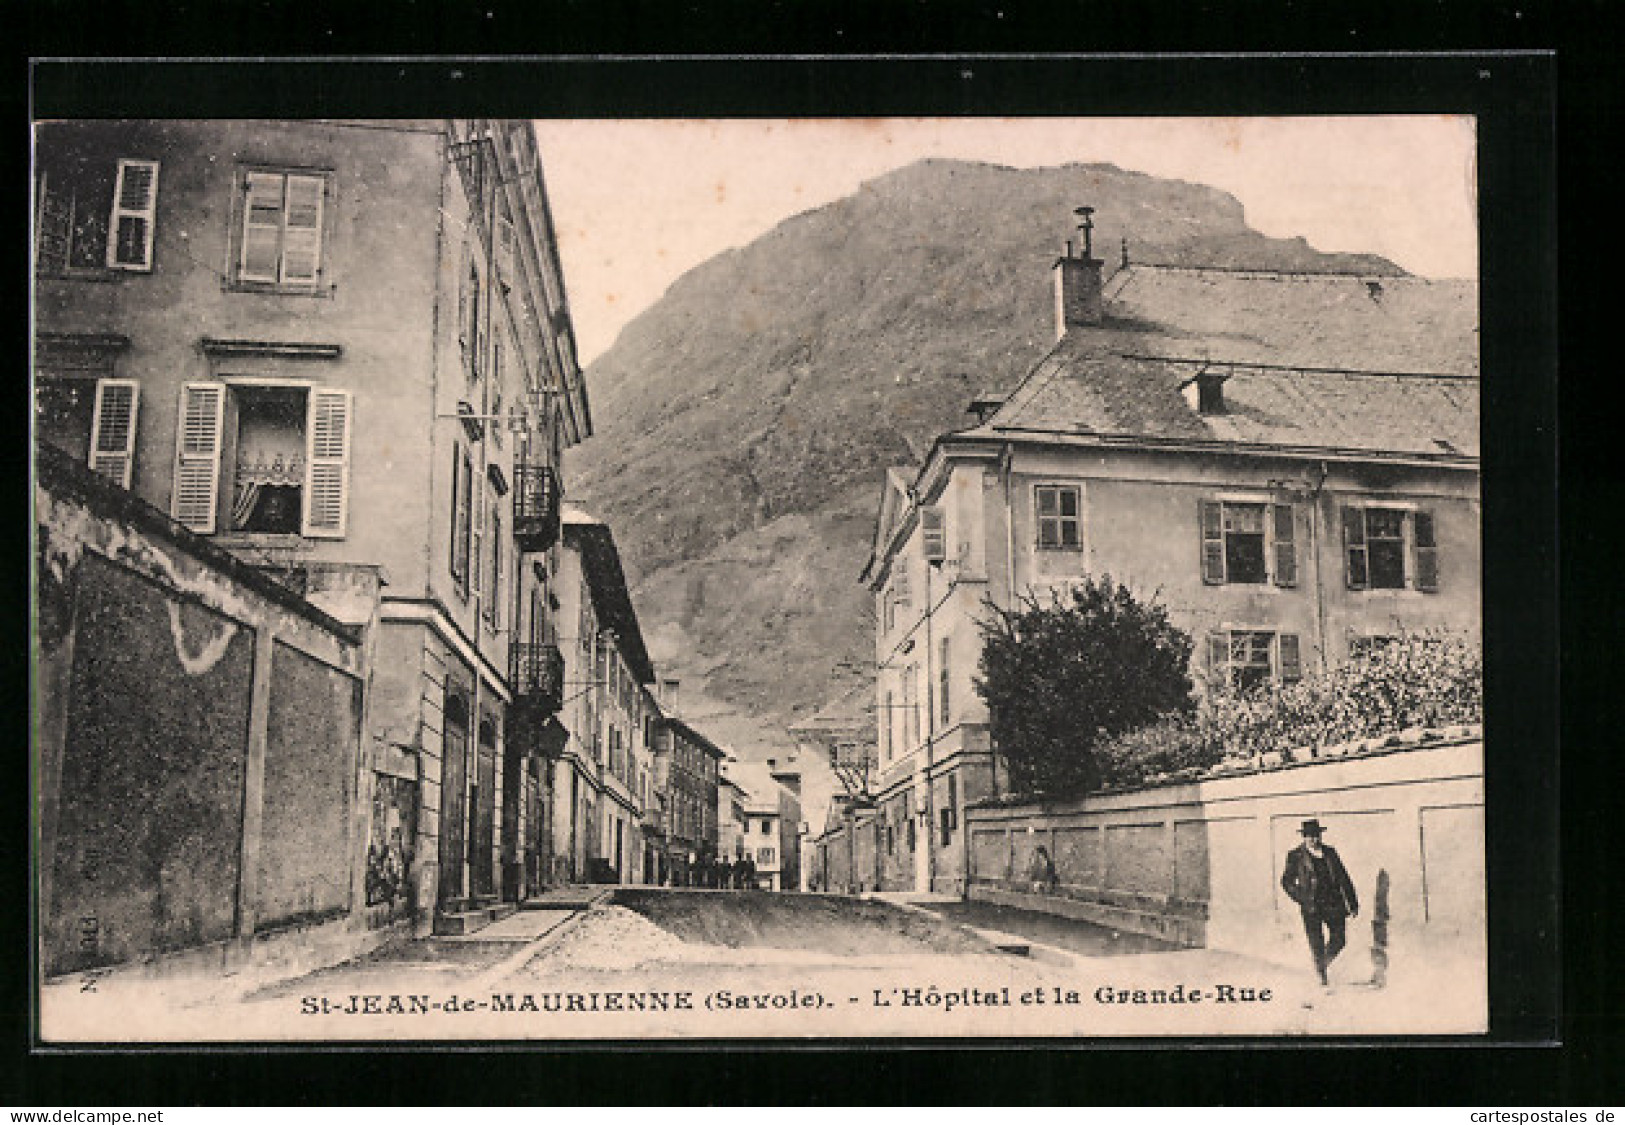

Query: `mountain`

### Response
(565, 159, 1404, 755)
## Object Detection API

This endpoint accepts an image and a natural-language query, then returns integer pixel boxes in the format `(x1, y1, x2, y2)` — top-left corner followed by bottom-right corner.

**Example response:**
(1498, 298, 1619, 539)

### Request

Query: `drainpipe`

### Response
(1310, 459, 1331, 673)
(997, 440, 1016, 799)
(922, 560, 936, 894)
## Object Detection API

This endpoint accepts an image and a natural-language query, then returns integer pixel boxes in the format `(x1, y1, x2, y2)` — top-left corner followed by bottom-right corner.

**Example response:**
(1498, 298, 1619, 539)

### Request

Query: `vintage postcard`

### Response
(33, 94, 1496, 1041)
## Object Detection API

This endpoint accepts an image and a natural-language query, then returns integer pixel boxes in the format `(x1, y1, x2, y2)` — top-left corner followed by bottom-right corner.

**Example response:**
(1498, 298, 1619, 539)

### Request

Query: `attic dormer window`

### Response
(1196, 370, 1228, 414)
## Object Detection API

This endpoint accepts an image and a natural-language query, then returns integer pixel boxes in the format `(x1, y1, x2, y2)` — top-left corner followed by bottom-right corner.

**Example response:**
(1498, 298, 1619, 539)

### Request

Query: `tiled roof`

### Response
(970, 266, 1479, 460)
(1105, 264, 1479, 375)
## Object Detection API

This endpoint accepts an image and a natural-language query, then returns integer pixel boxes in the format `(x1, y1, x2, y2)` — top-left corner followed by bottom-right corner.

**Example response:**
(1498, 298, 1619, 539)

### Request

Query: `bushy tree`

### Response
(975, 576, 1194, 797)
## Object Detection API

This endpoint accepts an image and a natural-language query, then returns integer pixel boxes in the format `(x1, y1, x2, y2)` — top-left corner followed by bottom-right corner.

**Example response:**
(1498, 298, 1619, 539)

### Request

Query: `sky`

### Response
(532, 115, 1478, 365)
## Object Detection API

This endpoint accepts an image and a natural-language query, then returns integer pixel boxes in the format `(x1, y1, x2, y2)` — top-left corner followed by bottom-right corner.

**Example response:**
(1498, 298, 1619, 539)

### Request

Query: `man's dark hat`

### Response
(1299, 818, 1325, 837)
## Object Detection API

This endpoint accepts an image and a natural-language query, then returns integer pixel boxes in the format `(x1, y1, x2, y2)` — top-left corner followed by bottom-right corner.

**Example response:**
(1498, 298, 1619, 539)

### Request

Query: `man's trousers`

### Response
(1300, 909, 1347, 983)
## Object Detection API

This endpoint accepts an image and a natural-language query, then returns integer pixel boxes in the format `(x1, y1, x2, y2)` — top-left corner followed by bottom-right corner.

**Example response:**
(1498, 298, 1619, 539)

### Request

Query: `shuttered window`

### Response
(1207, 629, 1302, 692)
(237, 170, 328, 287)
(451, 445, 472, 591)
(302, 390, 351, 538)
(88, 378, 140, 488)
(107, 160, 159, 271)
(939, 635, 951, 727)
(172, 383, 225, 532)
(1343, 506, 1440, 592)
(1201, 499, 1294, 585)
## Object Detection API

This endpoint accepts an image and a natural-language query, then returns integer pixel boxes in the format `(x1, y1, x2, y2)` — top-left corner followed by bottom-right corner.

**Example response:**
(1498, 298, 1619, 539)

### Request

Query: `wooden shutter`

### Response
(107, 159, 159, 271)
(88, 379, 139, 488)
(280, 174, 325, 284)
(172, 383, 225, 532)
(1272, 502, 1298, 587)
(920, 505, 947, 562)
(450, 447, 469, 586)
(1278, 633, 1303, 682)
(1207, 631, 1231, 684)
(1413, 510, 1440, 591)
(496, 213, 516, 292)
(1342, 506, 1369, 589)
(302, 389, 351, 537)
(1200, 500, 1225, 584)
(893, 564, 911, 608)
(240, 172, 284, 282)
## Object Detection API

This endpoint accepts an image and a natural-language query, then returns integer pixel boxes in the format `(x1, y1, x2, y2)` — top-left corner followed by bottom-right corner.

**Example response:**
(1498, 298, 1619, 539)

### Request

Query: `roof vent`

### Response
(966, 392, 1006, 424)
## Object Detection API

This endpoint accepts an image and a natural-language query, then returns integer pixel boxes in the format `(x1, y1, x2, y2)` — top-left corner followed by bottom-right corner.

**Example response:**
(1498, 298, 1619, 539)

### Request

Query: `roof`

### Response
(666, 716, 728, 761)
(724, 759, 796, 815)
(965, 265, 1480, 461)
(561, 506, 655, 684)
(1105, 264, 1478, 375)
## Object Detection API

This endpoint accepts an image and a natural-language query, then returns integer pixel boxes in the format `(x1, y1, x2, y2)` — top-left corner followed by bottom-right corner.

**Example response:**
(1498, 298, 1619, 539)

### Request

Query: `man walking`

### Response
(1280, 819, 1359, 987)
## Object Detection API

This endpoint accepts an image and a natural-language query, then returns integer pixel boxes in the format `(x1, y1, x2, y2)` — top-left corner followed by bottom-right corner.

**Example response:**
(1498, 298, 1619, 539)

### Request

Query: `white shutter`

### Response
(920, 505, 947, 563)
(88, 379, 140, 487)
(302, 389, 351, 538)
(107, 159, 159, 271)
(172, 383, 225, 532)
(280, 174, 325, 284)
(240, 172, 284, 282)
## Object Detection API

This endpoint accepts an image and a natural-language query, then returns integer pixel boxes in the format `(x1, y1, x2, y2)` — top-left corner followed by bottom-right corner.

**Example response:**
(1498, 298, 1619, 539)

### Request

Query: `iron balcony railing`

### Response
(513, 462, 562, 552)
(510, 641, 566, 722)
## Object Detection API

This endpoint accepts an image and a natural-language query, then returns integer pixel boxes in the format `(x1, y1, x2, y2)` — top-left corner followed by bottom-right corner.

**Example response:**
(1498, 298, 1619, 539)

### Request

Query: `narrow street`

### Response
(40, 889, 1478, 1041)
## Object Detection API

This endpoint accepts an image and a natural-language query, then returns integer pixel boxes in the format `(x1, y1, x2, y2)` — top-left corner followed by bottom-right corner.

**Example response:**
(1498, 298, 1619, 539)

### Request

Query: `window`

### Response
(940, 773, 957, 847)
(1035, 484, 1081, 550)
(36, 376, 141, 488)
(880, 690, 893, 763)
(460, 254, 485, 381)
(170, 383, 350, 538)
(1207, 630, 1303, 692)
(902, 665, 919, 750)
(36, 139, 160, 274)
(236, 170, 327, 287)
(1199, 500, 1298, 586)
(938, 635, 951, 727)
(1349, 635, 1397, 661)
(757, 847, 776, 866)
(450, 446, 473, 589)
(484, 496, 503, 627)
(760, 820, 772, 835)
(1343, 506, 1439, 592)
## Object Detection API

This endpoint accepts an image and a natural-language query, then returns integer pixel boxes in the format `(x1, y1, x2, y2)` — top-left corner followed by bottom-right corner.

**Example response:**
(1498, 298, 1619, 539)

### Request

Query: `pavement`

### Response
(37, 887, 1487, 1042)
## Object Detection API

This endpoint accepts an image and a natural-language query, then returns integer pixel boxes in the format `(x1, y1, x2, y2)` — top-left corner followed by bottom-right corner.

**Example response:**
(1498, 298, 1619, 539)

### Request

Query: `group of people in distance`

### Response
(674, 852, 759, 890)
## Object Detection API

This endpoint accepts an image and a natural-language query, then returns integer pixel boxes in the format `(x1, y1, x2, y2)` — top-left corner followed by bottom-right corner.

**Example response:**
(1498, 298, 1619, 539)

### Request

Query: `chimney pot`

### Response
(1053, 205, 1105, 338)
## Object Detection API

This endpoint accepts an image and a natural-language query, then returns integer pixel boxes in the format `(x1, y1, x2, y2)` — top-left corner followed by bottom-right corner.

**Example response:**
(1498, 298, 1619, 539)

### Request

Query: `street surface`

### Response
(39, 890, 1484, 1041)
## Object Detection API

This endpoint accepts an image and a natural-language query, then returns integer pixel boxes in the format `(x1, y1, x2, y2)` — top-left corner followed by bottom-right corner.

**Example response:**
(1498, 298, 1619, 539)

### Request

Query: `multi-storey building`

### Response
(556, 506, 658, 883)
(661, 716, 724, 884)
(863, 210, 1480, 895)
(33, 119, 589, 936)
(725, 759, 803, 891)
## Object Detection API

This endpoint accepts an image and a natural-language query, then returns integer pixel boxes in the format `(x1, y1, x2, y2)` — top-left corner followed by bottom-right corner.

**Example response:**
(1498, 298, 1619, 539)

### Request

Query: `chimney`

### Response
(1053, 206, 1105, 338)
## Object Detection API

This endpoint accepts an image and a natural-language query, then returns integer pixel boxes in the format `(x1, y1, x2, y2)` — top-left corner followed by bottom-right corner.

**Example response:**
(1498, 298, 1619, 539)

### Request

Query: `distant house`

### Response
(862, 211, 1480, 896)
(725, 758, 804, 891)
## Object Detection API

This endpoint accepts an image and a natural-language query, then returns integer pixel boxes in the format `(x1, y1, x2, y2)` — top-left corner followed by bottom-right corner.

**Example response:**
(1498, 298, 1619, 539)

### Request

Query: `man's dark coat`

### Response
(1280, 842, 1359, 918)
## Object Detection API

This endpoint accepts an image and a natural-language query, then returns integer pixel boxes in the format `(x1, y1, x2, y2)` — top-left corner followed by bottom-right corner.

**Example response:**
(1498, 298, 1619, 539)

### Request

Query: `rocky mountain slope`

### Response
(565, 159, 1402, 755)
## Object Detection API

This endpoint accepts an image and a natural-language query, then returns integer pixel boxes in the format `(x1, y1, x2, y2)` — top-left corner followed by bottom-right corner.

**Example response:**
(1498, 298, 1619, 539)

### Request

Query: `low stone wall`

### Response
(964, 737, 1484, 970)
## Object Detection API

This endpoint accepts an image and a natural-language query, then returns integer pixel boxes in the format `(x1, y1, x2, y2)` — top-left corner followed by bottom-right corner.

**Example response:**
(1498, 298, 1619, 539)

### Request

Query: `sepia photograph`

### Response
(31, 94, 1496, 1042)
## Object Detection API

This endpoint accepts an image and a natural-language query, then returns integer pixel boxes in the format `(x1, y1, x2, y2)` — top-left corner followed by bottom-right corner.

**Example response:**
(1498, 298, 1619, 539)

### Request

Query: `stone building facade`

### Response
(862, 214, 1481, 896)
(34, 118, 590, 943)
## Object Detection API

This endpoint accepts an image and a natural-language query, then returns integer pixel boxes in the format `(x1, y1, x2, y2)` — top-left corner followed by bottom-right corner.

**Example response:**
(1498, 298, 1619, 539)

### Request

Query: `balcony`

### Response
(510, 641, 565, 732)
(513, 462, 562, 552)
